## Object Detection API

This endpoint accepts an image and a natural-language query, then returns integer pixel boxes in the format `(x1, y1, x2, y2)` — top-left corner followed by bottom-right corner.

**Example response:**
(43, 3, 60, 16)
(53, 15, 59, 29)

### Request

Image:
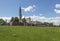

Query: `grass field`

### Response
(0, 26, 60, 41)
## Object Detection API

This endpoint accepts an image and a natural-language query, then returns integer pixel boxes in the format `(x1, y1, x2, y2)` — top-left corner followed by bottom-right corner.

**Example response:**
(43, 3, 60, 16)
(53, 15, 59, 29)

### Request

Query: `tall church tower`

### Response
(19, 7, 22, 22)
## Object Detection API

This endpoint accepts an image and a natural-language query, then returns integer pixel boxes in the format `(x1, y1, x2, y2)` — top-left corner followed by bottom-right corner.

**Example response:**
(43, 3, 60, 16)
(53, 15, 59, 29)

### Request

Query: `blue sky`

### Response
(0, 0, 60, 17)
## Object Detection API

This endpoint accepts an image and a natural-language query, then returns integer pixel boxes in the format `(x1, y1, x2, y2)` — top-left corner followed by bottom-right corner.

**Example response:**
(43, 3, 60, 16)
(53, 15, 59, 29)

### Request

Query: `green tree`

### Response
(22, 18, 26, 26)
(0, 19, 6, 25)
(10, 17, 19, 22)
(10, 17, 15, 22)
(49, 23, 53, 26)
(14, 17, 19, 22)
(44, 22, 49, 26)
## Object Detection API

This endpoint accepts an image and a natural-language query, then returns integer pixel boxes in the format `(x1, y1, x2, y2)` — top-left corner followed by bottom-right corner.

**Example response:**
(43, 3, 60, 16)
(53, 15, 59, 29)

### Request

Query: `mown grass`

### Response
(0, 26, 60, 41)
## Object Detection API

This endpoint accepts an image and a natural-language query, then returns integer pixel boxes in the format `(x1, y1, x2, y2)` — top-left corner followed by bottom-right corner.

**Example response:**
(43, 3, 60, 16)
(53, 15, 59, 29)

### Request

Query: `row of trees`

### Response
(10, 17, 26, 23)
(43, 22, 53, 26)
(10, 17, 60, 26)
(0, 17, 27, 26)
(10, 17, 26, 26)
(0, 17, 60, 27)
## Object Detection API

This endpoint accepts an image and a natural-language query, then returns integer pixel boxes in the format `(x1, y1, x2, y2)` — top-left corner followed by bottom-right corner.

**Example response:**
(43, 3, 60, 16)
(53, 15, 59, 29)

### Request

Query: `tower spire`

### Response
(19, 7, 22, 22)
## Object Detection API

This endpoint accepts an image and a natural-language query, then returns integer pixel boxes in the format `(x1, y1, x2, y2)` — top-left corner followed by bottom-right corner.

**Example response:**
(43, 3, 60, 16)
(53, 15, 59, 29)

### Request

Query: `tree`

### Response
(0, 19, 7, 25)
(43, 22, 54, 26)
(10, 17, 19, 22)
(22, 18, 26, 26)
(10, 17, 19, 26)
(49, 23, 53, 26)
(10, 17, 15, 22)
(44, 22, 49, 26)
(14, 17, 19, 22)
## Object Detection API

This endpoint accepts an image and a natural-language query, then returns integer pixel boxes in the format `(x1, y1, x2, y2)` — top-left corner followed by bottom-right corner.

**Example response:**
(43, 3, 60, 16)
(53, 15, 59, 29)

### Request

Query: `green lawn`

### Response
(0, 26, 60, 41)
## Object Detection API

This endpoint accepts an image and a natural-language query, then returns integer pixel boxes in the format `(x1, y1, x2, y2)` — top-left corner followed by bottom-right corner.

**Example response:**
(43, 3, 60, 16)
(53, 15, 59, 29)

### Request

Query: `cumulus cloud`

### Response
(0, 16, 60, 25)
(55, 4, 60, 8)
(54, 4, 60, 14)
(22, 5, 36, 12)
(0, 17, 11, 23)
(54, 9, 60, 14)
(25, 15, 60, 25)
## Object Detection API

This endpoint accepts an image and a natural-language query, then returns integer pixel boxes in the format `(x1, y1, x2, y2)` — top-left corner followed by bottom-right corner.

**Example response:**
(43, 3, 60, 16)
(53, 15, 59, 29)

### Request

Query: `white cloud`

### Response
(22, 5, 36, 12)
(55, 4, 60, 8)
(25, 15, 60, 25)
(54, 4, 60, 14)
(0, 16, 60, 25)
(54, 9, 60, 14)
(0, 17, 11, 23)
